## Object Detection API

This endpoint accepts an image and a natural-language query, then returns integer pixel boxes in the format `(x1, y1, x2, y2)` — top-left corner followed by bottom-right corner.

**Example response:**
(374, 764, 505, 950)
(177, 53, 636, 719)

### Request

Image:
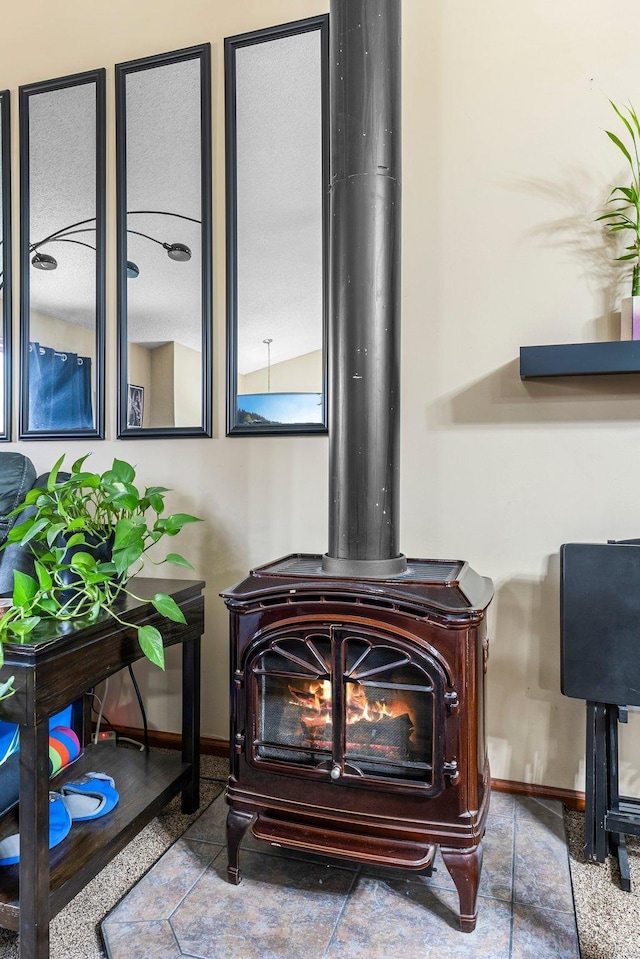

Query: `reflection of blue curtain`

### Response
(28, 342, 93, 431)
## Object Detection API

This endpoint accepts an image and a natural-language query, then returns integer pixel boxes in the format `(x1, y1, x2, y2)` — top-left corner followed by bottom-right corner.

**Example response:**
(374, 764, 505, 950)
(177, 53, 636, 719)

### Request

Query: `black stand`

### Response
(584, 702, 640, 891)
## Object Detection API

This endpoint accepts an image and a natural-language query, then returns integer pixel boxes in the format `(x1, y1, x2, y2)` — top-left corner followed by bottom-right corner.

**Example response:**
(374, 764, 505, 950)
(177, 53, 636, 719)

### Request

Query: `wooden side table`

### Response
(0, 577, 204, 959)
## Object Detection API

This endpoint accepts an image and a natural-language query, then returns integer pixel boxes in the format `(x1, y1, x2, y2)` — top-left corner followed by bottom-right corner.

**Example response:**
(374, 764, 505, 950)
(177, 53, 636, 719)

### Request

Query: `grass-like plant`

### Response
(0, 454, 201, 672)
(597, 100, 640, 296)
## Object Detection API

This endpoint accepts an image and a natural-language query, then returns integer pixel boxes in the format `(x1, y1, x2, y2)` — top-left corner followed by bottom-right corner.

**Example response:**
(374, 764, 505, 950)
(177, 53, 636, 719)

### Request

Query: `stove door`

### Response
(247, 623, 449, 795)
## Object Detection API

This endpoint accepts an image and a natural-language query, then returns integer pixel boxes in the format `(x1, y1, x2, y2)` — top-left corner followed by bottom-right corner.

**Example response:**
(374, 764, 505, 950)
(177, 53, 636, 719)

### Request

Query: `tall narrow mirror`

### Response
(19, 70, 105, 439)
(0, 91, 11, 441)
(116, 45, 212, 438)
(226, 16, 329, 436)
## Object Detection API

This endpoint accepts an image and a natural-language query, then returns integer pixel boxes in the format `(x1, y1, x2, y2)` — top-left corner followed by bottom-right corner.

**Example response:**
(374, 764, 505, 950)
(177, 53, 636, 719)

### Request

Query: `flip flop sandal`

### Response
(0, 792, 72, 866)
(60, 772, 119, 821)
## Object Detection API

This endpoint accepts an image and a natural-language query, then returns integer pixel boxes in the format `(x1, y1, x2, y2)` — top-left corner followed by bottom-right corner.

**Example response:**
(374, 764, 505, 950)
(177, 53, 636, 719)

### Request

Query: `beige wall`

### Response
(239, 348, 322, 394)
(2, 0, 639, 792)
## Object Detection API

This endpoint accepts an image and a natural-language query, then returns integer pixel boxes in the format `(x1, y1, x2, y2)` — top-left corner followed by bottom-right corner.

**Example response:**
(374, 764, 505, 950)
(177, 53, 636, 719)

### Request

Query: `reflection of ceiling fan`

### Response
(13, 210, 199, 285)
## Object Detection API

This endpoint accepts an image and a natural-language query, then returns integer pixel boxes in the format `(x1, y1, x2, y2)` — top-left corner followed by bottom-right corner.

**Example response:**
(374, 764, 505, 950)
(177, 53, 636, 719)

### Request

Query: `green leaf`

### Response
(70, 453, 92, 475)
(46, 523, 66, 548)
(111, 458, 137, 484)
(151, 592, 187, 624)
(606, 129, 634, 166)
(609, 100, 636, 143)
(156, 513, 202, 536)
(69, 551, 98, 570)
(8, 617, 41, 637)
(20, 518, 49, 546)
(147, 493, 165, 513)
(0, 676, 15, 700)
(34, 562, 53, 592)
(47, 454, 66, 490)
(113, 518, 145, 550)
(12, 571, 39, 607)
(163, 552, 194, 570)
(137, 625, 165, 669)
(112, 543, 144, 576)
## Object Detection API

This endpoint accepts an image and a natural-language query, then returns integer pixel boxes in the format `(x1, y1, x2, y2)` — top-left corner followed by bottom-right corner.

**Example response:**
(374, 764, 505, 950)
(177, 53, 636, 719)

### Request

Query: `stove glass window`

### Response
(252, 630, 440, 786)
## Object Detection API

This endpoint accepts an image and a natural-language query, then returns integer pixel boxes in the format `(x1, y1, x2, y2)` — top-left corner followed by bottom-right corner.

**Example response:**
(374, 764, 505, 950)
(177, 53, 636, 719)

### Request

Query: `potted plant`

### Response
(597, 100, 640, 338)
(0, 453, 201, 673)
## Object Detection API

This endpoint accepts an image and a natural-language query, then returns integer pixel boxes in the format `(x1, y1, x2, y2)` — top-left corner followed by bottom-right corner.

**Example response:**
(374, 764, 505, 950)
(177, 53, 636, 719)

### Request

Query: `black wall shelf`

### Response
(520, 341, 640, 379)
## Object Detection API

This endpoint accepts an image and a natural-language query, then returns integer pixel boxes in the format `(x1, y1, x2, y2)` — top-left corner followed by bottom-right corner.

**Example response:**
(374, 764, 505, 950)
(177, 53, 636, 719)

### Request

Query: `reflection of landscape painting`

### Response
(237, 392, 323, 426)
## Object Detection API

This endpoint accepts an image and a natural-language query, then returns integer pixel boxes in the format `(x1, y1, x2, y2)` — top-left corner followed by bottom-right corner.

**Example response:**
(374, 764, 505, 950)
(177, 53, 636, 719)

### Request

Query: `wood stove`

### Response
(222, 555, 492, 932)
(222, 0, 493, 932)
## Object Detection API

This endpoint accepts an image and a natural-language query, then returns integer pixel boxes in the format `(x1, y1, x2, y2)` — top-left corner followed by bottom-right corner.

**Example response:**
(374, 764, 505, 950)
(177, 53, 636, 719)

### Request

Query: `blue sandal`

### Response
(0, 792, 72, 866)
(60, 772, 119, 821)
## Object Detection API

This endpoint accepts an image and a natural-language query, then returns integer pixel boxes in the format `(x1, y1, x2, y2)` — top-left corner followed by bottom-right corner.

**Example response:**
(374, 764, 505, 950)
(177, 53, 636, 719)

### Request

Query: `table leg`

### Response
(584, 702, 609, 862)
(181, 637, 201, 814)
(19, 721, 50, 959)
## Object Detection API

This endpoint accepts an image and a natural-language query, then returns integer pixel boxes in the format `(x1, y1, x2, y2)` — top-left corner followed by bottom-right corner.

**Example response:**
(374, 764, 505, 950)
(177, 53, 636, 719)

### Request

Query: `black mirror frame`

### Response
(18, 69, 106, 441)
(115, 44, 213, 440)
(225, 16, 329, 437)
(0, 90, 12, 442)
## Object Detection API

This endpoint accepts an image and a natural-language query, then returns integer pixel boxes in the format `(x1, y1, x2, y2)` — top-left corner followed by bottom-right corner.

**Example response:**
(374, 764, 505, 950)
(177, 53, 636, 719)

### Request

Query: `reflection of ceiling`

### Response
(236, 30, 323, 375)
(30, 83, 98, 329)
(28, 59, 203, 352)
(26, 34, 324, 367)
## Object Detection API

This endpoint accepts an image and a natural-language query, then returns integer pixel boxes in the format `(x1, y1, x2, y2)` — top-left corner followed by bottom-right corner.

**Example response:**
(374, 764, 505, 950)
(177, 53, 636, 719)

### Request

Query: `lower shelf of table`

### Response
(0, 744, 192, 930)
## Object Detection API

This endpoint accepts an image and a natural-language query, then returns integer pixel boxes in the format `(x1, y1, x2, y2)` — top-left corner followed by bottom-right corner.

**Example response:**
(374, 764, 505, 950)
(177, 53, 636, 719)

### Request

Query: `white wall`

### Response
(2, 0, 640, 792)
(239, 348, 322, 394)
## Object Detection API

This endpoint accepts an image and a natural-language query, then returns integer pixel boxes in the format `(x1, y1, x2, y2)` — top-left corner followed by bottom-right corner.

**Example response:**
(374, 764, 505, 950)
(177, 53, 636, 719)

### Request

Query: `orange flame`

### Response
(288, 679, 414, 728)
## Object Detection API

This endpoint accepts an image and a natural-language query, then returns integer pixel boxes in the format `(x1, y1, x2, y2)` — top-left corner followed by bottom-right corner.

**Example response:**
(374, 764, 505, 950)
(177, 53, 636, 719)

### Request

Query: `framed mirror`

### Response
(116, 44, 212, 439)
(19, 69, 106, 439)
(225, 16, 329, 436)
(0, 91, 11, 441)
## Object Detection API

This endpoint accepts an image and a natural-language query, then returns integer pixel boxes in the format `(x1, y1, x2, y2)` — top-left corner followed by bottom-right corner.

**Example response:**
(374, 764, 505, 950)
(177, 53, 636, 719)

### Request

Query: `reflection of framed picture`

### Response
(127, 384, 144, 428)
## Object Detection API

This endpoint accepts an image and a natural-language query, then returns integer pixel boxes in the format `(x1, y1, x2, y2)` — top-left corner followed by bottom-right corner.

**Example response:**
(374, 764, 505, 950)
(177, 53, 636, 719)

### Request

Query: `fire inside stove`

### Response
(289, 679, 415, 761)
(252, 636, 435, 783)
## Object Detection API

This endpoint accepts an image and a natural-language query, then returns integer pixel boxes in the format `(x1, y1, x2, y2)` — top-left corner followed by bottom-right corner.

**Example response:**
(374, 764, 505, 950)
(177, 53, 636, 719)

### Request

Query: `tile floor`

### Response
(101, 791, 580, 959)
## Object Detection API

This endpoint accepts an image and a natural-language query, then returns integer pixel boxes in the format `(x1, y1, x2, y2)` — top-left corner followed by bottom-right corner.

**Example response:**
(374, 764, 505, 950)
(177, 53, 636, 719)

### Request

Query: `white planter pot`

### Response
(621, 296, 640, 340)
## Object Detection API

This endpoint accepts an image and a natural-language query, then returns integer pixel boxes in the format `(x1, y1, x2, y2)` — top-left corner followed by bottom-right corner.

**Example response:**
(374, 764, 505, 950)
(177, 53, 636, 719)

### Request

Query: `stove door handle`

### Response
(443, 760, 459, 784)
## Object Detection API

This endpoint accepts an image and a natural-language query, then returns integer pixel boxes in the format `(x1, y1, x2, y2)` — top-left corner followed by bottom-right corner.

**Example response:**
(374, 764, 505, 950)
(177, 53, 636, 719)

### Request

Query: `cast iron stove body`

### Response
(222, 553, 493, 932)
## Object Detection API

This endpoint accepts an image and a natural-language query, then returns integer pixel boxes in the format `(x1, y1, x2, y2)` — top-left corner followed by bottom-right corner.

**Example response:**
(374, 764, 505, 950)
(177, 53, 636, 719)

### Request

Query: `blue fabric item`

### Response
(0, 792, 72, 866)
(60, 772, 119, 821)
(28, 341, 93, 431)
(0, 705, 74, 765)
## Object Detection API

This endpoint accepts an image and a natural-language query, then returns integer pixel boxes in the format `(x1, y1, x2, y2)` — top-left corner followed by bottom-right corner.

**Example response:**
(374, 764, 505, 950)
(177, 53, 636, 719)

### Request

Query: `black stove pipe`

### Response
(323, 0, 406, 578)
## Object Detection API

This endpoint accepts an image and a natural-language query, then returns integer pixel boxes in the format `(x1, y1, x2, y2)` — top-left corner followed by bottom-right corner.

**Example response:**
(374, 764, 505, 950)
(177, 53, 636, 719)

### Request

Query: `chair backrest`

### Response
(0, 452, 38, 596)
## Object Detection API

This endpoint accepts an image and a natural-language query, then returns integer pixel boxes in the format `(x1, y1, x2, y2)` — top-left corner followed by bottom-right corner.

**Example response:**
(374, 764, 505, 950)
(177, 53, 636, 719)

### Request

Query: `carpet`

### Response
(0, 754, 228, 959)
(565, 809, 640, 959)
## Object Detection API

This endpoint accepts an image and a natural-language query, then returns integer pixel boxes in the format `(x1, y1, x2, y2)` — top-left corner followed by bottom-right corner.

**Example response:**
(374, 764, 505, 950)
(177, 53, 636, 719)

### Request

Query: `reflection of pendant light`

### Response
(31, 252, 57, 271)
(166, 242, 191, 262)
(24, 210, 199, 280)
(263, 337, 273, 393)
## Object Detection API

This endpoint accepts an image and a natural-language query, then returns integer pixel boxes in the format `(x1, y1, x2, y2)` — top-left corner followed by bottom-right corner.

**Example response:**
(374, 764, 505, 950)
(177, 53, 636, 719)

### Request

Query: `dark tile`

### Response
(170, 849, 354, 959)
(326, 875, 512, 958)
(511, 902, 580, 958)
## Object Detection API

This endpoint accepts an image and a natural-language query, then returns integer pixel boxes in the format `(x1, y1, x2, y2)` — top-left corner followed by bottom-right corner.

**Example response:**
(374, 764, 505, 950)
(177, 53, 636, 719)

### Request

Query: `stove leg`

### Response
(226, 808, 253, 885)
(440, 842, 483, 932)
